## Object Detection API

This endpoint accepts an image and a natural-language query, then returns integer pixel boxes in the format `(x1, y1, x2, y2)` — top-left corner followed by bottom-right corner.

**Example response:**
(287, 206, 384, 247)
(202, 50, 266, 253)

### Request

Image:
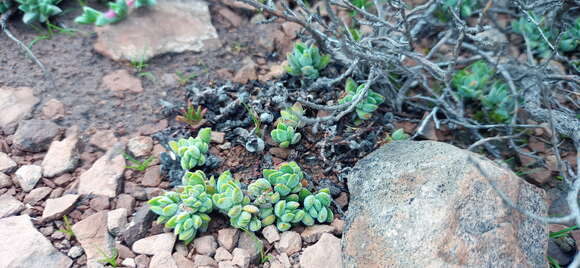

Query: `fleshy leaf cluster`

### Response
(286, 43, 331, 79)
(271, 103, 304, 148)
(75, 0, 155, 26)
(512, 13, 580, 58)
(302, 189, 333, 225)
(338, 78, 385, 121)
(211, 171, 262, 231)
(169, 128, 212, 170)
(263, 162, 304, 198)
(16, 0, 62, 24)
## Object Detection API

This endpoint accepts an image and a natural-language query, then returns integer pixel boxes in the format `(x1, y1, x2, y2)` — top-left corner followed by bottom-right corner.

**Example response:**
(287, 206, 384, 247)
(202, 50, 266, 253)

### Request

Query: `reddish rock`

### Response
(78, 146, 126, 197)
(300, 233, 342, 268)
(102, 69, 143, 93)
(42, 194, 80, 222)
(142, 165, 162, 187)
(0, 86, 39, 134)
(89, 130, 118, 151)
(128, 136, 154, 157)
(218, 7, 243, 27)
(233, 58, 257, 84)
(41, 98, 65, 120)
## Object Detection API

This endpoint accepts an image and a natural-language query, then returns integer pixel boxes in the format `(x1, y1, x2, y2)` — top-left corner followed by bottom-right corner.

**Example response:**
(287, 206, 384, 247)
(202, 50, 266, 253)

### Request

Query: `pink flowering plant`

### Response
(75, 0, 155, 26)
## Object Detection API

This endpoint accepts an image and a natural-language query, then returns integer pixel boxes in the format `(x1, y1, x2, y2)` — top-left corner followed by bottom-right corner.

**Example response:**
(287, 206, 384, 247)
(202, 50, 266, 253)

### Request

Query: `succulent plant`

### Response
(480, 82, 515, 123)
(301, 188, 333, 226)
(451, 60, 493, 99)
(338, 78, 385, 121)
(148, 171, 213, 243)
(387, 128, 410, 141)
(75, 0, 129, 26)
(15, 0, 62, 24)
(168, 128, 212, 170)
(270, 123, 301, 148)
(559, 17, 580, 52)
(274, 200, 306, 231)
(277, 103, 304, 129)
(0, 1, 12, 13)
(248, 178, 281, 207)
(211, 171, 262, 231)
(512, 13, 556, 58)
(262, 162, 304, 198)
(286, 42, 331, 79)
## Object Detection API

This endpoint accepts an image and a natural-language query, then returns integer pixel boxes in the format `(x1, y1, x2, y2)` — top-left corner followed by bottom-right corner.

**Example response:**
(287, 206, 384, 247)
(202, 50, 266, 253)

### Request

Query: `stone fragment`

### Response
(90, 195, 111, 211)
(0, 86, 39, 134)
(237, 231, 263, 261)
(342, 141, 549, 267)
(142, 165, 162, 187)
(102, 69, 143, 93)
(0, 194, 25, 218)
(275, 231, 301, 256)
(13, 119, 60, 152)
(42, 98, 65, 120)
(214, 247, 233, 262)
(0, 152, 17, 173)
(211, 131, 225, 144)
(233, 58, 257, 84)
(78, 145, 126, 197)
(330, 219, 344, 235)
(300, 233, 342, 268)
(72, 212, 115, 267)
(15, 164, 42, 192)
(23, 186, 52, 205)
(128, 136, 153, 157)
(122, 205, 156, 246)
(300, 225, 335, 243)
(122, 258, 137, 267)
(132, 233, 176, 255)
(193, 254, 218, 267)
(107, 208, 128, 236)
(68, 246, 84, 258)
(89, 130, 118, 151)
(231, 248, 250, 268)
(0, 172, 11, 188)
(261, 224, 280, 244)
(173, 252, 194, 268)
(194, 235, 218, 256)
(42, 126, 80, 177)
(94, 0, 221, 62)
(218, 228, 240, 251)
(150, 252, 178, 268)
(42, 194, 80, 221)
(0, 215, 73, 267)
(135, 254, 150, 268)
(116, 193, 136, 211)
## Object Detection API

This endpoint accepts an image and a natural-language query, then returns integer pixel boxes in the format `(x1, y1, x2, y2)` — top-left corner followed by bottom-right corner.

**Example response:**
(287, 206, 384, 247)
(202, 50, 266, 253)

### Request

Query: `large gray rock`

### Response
(94, 0, 221, 62)
(343, 141, 548, 267)
(0, 86, 39, 135)
(12, 119, 60, 152)
(0, 215, 72, 268)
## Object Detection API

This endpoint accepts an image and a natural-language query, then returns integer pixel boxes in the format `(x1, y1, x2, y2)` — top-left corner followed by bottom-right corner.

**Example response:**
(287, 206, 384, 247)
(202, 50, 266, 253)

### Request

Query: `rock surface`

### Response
(0, 152, 17, 173)
(342, 141, 548, 267)
(0, 194, 25, 218)
(72, 211, 115, 267)
(42, 194, 79, 221)
(132, 233, 176, 255)
(15, 164, 42, 192)
(101, 69, 143, 93)
(0, 86, 39, 134)
(42, 126, 80, 177)
(94, 0, 221, 62)
(0, 215, 73, 267)
(78, 146, 126, 197)
(300, 233, 342, 268)
(13, 119, 60, 152)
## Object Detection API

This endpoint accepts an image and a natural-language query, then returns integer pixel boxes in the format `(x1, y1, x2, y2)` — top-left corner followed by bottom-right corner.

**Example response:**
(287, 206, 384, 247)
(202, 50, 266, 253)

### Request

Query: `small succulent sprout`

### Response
(211, 171, 245, 212)
(388, 129, 410, 141)
(228, 204, 263, 232)
(270, 123, 301, 148)
(262, 162, 304, 197)
(559, 17, 580, 52)
(248, 179, 281, 207)
(338, 78, 385, 121)
(286, 42, 331, 79)
(274, 200, 306, 231)
(451, 60, 493, 99)
(302, 188, 333, 226)
(169, 128, 212, 170)
(278, 103, 304, 129)
(480, 82, 514, 123)
(16, 0, 62, 24)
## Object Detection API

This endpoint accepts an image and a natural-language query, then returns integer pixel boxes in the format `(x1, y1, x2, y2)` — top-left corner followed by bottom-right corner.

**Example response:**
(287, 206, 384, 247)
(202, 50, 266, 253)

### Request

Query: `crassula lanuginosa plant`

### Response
(338, 78, 385, 121)
(271, 103, 304, 148)
(169, 127, 211, 170)
(75, 0, 156, 26)
(301, 188, 333, 225)
(286, 42, 331, 79)
(148, 170, 213, 243)
(15, 0, 62, 24)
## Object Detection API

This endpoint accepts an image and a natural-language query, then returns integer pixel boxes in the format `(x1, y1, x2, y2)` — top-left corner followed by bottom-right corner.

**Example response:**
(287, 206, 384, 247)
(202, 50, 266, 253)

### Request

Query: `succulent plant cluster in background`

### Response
(512, 13, 580, 58)
(15, 0, 62, 24)
(75, 0, 156, 26)
(271, 103, 304, 148)
(286, 42, 331, 80)
(168, 127, 211, 170)
(452, 61, 515, 123)
(149, 155, 334, 242)
(338, 78, 385, 121)
(0, 1, 12, 14)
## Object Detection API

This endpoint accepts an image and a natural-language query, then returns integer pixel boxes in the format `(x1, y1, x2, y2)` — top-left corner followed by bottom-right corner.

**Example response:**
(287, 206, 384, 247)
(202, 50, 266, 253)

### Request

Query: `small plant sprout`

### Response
(176, 71, 198, 86)
(16, 0, 62, 24)
(480, 82, 515, 123)
(286, 42, 331, 79)
(242, 103, 263, 138)
(148, 171, 213, 243)
(123, 153, 155, 172)
(271, 123, 301, 148)
(176, 102, 207, 128)
(338, 78, 385, 121)
(168, 128, 212, 170)
(451, 60, 493, 99)
(278, 102, 304, 129)
(301, 188, 333, 226)
(387, 129, 410, 142)
(97, 248, 120, 267)
(56, 215, 75, 238)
